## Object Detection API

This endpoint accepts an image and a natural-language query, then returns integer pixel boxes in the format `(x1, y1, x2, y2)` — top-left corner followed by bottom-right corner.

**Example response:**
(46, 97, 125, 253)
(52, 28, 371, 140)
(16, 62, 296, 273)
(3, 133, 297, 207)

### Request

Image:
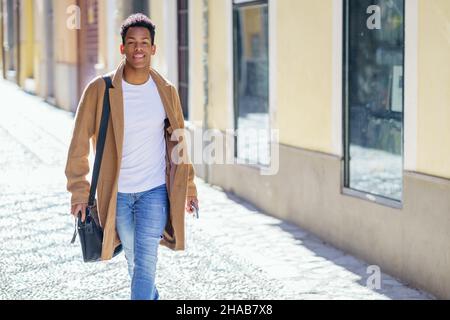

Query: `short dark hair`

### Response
(120, 13, 156, 45)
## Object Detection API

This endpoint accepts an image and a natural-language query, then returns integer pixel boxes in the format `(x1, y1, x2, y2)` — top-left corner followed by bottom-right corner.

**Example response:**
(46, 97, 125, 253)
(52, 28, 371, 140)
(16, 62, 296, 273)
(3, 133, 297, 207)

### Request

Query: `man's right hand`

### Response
(71, 203, 88, 222)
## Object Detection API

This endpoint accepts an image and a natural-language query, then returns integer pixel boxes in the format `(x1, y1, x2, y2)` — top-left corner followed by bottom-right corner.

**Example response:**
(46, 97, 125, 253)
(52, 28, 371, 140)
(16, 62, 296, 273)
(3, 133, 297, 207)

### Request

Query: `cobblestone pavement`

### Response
(0, 79, 434, 300)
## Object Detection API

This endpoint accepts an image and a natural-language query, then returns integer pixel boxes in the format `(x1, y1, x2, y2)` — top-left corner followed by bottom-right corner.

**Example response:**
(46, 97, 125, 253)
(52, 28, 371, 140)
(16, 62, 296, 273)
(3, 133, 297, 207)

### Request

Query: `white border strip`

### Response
(269, 0, 277, 133)
(188, 0, 194, 121)
(404, 0, 418, 171)
(165, 0, 178, 86)
(227, 0, 234, 130)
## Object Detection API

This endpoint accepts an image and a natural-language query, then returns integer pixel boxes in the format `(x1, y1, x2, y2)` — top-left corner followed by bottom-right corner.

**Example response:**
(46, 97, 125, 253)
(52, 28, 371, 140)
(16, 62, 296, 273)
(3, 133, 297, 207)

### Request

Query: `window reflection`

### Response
(233, 1, 270, 166)
(345, 0, 404, 200)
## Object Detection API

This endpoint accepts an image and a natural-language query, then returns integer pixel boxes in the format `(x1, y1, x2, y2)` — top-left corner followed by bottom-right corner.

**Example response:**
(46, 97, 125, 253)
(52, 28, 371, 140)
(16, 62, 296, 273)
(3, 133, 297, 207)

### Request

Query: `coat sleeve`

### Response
(64, 81, 98, 206)
(171, 86, 198, 198)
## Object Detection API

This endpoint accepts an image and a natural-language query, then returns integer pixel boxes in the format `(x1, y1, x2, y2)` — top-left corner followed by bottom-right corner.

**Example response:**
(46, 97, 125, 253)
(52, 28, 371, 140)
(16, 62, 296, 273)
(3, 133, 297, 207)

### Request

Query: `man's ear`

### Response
(151, 45, 157, 56)
(120, 44, 125, 55)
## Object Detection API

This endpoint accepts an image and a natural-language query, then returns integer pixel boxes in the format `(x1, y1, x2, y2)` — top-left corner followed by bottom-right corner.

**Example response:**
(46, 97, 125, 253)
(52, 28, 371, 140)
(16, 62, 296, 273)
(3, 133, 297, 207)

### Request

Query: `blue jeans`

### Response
(116, 183, 169, 300)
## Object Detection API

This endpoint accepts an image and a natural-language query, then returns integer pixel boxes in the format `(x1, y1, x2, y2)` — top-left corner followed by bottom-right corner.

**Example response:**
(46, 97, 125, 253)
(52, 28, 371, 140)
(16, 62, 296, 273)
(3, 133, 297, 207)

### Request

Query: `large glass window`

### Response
(344, 0, 405, 201)
(233, 0, 269, 166)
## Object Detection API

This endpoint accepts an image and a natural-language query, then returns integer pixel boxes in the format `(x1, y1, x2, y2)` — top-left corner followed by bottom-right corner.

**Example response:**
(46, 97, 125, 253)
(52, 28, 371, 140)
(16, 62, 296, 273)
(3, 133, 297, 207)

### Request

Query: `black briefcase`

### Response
(77, 201, 103, 262)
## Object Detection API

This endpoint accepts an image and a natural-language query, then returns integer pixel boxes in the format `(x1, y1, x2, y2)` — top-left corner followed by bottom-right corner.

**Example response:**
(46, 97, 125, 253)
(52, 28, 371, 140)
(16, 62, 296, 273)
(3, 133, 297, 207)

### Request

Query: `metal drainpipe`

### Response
(202, 0, 209, 184)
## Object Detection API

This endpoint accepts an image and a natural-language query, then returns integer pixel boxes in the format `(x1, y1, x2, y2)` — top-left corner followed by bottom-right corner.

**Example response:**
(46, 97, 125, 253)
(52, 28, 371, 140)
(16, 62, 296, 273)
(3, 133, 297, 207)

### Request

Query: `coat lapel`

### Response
(108, 60, 180, 163)
(149, 68, 179, 132)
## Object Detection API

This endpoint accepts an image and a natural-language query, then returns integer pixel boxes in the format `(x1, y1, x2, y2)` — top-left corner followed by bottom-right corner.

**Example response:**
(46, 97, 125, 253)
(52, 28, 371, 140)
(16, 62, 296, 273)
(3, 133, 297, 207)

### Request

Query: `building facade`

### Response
(0, 0, 152, 111)
(151, 0, 450, 299)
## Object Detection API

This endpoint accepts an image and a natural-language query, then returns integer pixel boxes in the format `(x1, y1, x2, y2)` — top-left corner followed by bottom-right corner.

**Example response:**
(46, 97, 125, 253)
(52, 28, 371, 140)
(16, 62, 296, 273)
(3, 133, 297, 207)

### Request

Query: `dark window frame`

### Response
(233, 0, 268, 8)
(177, 0, 189, 119)
(131, 0, 149, 14)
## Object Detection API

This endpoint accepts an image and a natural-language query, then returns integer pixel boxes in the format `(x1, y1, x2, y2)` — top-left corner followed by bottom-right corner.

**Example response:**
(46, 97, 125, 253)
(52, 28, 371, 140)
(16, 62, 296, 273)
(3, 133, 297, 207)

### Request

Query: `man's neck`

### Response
(123, 62, 150, 85)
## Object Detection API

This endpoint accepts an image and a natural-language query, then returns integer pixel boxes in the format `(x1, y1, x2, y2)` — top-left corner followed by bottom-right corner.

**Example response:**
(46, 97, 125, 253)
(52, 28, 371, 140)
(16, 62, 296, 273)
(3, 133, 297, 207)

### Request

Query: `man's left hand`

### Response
(185, 196, 199, 215)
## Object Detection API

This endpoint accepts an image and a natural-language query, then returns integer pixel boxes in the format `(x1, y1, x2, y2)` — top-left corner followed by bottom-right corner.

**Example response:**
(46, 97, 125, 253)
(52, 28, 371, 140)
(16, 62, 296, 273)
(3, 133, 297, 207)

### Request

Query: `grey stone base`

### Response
(194, 143, 450, 299)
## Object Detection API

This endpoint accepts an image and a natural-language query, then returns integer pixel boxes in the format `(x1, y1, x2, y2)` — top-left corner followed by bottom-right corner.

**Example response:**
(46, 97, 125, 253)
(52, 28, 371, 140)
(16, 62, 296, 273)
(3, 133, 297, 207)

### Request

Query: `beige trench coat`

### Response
(65, 60, 197, 260)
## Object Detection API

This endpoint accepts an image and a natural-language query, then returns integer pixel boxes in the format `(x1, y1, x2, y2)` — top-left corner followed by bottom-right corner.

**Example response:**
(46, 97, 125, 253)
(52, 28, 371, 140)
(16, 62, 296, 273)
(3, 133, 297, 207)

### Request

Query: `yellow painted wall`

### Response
(97, 0, 123, 72)
(19, 0, 34, 86)
(417, 0, 450, 179)
(97, 0, 107, 72)
(276, 0, 333, 153)
(53, 0, 78, 64)
(147, 0, 450, 182)
(32, 0, 44, 97)
(150, 0, 167, 72)
(190, 0, 205, 124)
(208, 0, 232, 131)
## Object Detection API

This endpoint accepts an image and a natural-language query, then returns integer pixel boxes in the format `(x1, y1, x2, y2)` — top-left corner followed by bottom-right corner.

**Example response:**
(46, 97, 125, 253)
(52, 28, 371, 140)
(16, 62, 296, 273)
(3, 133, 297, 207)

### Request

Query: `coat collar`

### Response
(108, 59, 179, 161)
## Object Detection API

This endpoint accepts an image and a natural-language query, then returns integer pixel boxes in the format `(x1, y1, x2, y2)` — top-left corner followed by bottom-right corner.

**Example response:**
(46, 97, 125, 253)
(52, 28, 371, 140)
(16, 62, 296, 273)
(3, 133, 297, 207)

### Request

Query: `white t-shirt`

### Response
(118, 77, 167, 193)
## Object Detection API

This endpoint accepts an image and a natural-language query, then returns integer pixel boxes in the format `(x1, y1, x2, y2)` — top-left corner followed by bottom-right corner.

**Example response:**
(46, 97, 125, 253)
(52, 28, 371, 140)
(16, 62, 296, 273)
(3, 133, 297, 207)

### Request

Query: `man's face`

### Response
(120, 26, 156, 69)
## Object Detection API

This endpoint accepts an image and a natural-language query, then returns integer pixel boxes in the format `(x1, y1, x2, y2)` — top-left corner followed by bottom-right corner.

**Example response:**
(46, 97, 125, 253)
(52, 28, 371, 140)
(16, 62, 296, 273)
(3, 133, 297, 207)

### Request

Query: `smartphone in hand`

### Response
(190, 201, 199, 219)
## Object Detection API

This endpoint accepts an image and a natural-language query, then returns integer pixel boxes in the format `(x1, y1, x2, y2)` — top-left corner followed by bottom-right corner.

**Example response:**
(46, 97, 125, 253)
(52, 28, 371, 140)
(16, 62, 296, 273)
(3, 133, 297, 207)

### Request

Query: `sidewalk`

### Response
(0, 79, 434, 300)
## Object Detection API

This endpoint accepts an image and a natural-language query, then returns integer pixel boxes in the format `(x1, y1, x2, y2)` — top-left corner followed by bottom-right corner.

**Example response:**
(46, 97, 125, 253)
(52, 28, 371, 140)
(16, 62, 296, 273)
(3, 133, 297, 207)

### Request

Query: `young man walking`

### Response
(65, 14, 198, 300)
